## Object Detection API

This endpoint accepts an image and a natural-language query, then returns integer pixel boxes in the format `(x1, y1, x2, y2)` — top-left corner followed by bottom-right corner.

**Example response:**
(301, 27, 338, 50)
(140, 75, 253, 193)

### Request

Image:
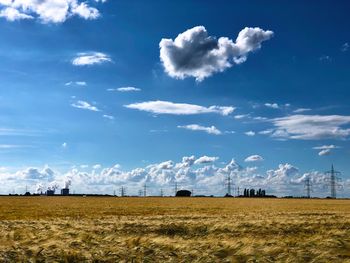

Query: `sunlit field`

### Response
(0, 197, 349, 262)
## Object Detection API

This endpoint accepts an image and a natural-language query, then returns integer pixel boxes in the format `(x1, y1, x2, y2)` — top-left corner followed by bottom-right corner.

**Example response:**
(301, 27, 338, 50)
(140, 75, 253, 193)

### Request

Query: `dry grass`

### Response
(0, 197, 349, 262)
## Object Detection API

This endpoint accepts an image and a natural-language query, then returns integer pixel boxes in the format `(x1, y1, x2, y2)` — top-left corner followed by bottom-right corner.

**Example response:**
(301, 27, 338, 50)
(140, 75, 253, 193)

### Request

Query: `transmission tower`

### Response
(325, 164, 342, 198)
(160, 189, 163, 197)
(120, 186, 126, 197)
(174, 181, 178, 196)
(143, 183, 147, 197)
(304, 175, 312, 198)
(225, 174, 232, 196)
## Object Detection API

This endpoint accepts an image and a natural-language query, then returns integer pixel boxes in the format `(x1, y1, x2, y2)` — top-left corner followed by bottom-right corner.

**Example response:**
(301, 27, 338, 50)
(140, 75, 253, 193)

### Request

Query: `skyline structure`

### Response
(0, 1, 349, 196)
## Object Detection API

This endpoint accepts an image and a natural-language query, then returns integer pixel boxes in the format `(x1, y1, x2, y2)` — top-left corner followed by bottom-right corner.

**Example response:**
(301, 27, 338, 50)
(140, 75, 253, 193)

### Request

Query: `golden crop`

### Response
(0, 197, 349, 262)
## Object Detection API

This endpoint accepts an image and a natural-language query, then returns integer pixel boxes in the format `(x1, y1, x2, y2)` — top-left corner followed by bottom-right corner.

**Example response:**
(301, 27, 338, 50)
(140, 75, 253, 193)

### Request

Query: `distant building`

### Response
(46, 190, 55, 196)
(176, 190, 191, 197)
(61, 188, 69, 196)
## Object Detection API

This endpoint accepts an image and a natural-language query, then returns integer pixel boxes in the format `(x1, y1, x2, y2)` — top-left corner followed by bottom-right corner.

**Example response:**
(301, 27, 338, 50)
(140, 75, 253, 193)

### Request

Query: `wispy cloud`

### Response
(319, 55, 331, 61)
(72, 52, 112, 66)
(313, 145, 340, 156)
(245, 131, 256, 136)
(110, 87, 142, 92)
(341, 42, 349, 52)
(0, 144, 31, 149)
(194, 156, 219, 164)
(269, 115, 350, 140)
(264, 103, 279, 109)
(103, 114, 114, 120)
(125, 100, 235, 116)
(65, 81, 87, 86)
(71, 100, 100, 112)
(293, 108, 311, 113)
(245, 155, 264, 162)
(234, 114, 249, 120)
(178, 124, 222, 135)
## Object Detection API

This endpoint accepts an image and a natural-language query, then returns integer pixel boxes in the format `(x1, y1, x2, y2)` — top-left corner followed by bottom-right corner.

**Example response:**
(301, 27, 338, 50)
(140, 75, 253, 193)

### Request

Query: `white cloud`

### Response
(341, 42, 349, 52)
(258, 129, 273, 135)
(0, 144, 32, 150)
(65, 81, 87, 86)
(62, 142, 67, 148)
(269, 115, 350, 140)
(245, 131, 255, 136)
(115, 87, 141, 92)
(194, 156, 219, 164)
(0, 7, 33, 21)
(0, 0, 105, 23)
(159, 26, 273, 81)
(125, 100, 235, 116)
(71, 100, 100, 112)
(318, 149, 331, 156)
(72, 52, 112, 66)
(93, 164, 102, 170)
(264, 103, 279, 109)
(319, 55, 331, 61)
(312, 145, 339, 150)
(245, 155, 264, 162)
(254, 116, 268, 121)
(313, 145, 339, 156)
(71, 2, 99, 20)
(234, 114, 249, 119)
(293, 108, 311, 113)
(103, 114, 114, 120)
(178, 124, 222, 135)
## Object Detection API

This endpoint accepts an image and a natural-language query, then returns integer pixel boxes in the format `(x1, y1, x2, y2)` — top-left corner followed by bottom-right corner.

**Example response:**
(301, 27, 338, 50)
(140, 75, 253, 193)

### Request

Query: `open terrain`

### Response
(0, 197, 349, 262)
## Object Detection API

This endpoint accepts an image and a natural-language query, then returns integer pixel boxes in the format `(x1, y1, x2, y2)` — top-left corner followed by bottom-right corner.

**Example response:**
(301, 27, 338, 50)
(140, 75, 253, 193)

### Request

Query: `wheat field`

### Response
(0, 197, 349, 262)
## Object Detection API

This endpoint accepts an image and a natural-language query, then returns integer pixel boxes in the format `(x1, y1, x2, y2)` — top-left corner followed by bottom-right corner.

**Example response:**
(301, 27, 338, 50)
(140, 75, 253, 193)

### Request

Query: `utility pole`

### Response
(325, 164, 342, 198)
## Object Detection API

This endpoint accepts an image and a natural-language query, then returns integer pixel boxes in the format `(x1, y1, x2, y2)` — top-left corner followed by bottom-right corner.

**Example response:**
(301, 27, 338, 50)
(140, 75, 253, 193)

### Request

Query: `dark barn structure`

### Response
(176, 190, 191, 197)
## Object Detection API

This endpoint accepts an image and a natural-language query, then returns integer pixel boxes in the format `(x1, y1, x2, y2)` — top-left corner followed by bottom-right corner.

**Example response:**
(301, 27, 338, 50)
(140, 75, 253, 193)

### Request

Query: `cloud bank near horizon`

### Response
(1, 156, 347, 197)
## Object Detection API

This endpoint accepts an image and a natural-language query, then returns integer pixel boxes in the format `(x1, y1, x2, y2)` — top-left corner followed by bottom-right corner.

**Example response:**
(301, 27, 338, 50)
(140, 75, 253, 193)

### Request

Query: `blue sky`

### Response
(0, 0, 349, 196)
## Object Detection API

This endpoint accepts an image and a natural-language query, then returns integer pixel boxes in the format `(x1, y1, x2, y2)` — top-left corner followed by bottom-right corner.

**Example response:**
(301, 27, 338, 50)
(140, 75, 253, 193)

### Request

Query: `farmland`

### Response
(0, 197, 349, 262)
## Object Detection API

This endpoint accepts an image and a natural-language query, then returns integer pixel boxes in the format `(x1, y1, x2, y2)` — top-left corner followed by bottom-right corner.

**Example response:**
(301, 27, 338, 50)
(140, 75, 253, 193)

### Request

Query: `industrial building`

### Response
(61, 188, 69, 196)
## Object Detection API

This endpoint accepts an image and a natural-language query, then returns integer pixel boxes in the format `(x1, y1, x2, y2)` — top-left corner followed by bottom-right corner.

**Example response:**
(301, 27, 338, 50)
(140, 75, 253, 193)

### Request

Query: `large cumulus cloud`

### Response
(159, 26, 273, 81)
